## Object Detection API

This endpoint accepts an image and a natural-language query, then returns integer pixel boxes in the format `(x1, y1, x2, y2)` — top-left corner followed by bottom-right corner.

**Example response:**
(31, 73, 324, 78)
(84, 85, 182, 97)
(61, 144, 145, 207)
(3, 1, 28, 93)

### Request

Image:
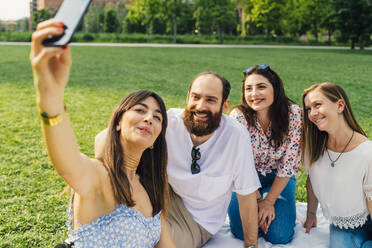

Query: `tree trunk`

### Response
(173, 13, 177, 44)
(146, 22, 150, 42)
(359, 36, 364, 50)
(351, 37, 355, 50)
(328, 29, 331, 43)
(313, 22, 318, 42)
(217, 24, 222, 44)
(241, 8, 246, 36)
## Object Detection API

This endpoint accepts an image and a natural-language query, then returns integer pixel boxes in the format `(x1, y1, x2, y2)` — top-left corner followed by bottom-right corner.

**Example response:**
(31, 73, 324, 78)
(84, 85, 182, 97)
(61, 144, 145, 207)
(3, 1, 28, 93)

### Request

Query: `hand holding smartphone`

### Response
(42, 0, 92, 47)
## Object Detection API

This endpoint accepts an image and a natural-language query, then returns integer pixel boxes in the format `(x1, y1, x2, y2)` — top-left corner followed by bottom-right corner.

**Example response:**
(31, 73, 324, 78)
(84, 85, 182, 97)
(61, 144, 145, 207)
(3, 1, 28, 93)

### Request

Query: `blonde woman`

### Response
(302, 83, 372, 248)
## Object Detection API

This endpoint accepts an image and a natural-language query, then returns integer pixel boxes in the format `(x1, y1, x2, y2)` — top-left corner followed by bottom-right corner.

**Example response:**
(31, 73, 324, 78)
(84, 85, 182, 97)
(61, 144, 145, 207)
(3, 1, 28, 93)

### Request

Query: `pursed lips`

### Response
(137, 126, 152, 135)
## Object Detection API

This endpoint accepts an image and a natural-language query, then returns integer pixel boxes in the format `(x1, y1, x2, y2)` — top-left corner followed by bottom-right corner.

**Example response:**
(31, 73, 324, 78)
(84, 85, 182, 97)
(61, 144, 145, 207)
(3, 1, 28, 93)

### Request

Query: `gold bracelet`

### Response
(39, 105, 66, 126)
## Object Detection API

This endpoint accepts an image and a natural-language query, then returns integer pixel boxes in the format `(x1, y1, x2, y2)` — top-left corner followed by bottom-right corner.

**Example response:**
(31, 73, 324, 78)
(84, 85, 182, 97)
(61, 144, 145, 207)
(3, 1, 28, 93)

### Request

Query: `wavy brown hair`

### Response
(301, 82, 366, 167)
(100, 90, 168, 216)
(234, 65, 293, 149)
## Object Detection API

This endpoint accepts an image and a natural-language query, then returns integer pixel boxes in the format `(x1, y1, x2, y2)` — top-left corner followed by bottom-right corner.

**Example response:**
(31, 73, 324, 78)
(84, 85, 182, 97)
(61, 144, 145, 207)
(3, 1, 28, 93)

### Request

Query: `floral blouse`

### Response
(230, 104, 302, 177)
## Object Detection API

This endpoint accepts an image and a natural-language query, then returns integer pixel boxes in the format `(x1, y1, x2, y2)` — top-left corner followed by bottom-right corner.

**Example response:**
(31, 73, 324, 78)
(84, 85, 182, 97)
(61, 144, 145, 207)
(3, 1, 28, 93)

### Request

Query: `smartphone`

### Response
(42, 0, 92, 47)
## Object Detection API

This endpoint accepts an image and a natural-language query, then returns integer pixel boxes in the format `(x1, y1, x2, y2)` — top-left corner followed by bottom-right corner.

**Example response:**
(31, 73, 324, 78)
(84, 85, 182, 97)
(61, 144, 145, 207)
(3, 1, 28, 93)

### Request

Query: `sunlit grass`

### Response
(1, 45, 371, 246)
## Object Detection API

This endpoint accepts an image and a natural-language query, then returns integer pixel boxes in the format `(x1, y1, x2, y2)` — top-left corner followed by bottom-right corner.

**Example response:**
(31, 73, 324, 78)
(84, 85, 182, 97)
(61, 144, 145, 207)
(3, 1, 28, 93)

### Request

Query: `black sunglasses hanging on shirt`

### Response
(191, 146, 201, 174)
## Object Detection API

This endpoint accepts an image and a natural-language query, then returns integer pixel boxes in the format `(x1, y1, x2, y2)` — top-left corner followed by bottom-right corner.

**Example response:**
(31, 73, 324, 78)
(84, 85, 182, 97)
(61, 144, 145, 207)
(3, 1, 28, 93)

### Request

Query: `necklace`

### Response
(123, 154, 140, 171)
(326, 130, 354, 167)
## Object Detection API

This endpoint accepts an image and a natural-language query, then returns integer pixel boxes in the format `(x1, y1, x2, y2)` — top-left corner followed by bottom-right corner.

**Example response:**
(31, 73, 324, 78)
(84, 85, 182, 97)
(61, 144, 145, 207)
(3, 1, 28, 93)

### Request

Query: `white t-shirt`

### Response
(166, 108, 261, 234)
(309, 140, 372, 229)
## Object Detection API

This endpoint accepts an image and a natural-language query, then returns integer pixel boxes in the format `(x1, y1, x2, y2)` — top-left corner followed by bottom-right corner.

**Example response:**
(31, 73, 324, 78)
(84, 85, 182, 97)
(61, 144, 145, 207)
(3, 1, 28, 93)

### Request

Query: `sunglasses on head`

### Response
(243, 64, 270, 75)
(191, 146, 201, 174)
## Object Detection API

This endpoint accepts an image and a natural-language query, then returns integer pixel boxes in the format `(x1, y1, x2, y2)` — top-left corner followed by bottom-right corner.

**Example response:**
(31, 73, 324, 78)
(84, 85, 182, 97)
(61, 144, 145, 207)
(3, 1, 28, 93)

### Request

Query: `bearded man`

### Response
(95, 72, 260, 248)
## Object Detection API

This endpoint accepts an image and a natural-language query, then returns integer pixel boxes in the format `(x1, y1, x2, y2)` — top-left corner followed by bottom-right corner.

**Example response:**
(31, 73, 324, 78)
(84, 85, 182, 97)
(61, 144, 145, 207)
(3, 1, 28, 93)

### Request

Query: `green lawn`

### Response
(1, 44, 372, 247)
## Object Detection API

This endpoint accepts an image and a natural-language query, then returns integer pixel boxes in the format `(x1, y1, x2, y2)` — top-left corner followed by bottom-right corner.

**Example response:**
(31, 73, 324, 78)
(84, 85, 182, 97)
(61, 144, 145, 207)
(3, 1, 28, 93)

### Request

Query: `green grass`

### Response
(1, 45, 372, 247)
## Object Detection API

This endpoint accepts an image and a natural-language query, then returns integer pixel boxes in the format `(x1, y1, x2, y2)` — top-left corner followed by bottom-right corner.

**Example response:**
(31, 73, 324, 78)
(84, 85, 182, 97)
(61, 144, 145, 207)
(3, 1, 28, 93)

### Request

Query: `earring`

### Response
(149, 144, 154, 149)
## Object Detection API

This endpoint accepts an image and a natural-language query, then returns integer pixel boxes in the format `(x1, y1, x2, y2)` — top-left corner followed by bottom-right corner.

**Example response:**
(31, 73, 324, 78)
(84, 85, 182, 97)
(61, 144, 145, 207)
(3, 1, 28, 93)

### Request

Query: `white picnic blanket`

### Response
(203, 203, 330, 248)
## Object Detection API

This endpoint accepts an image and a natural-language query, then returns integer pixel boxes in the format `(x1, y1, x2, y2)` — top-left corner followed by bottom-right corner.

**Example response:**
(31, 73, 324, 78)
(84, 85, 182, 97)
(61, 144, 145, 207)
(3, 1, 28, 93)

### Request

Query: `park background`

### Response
(1, 0, 372, 247)
(1, 0, 371, 49)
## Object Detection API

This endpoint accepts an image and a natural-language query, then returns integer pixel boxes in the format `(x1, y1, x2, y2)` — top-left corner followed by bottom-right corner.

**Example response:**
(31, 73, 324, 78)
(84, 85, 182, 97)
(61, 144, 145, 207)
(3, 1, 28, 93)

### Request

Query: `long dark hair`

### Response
(100, 90, 168, 216)
(235, 65, 293, 149)
(301, 82, 366, 167)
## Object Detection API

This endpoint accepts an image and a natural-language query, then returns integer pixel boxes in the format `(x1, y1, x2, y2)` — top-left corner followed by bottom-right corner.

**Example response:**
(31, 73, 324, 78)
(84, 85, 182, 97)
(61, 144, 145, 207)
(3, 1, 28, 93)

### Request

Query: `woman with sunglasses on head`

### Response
(302, 83, 372, 248)
(30, 19, 175, 248)
(227, 65, 302, 244)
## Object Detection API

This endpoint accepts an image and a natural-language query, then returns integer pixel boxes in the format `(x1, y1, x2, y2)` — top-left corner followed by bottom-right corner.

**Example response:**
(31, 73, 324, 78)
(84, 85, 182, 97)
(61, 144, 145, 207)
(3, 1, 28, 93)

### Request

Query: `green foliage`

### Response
(333, 0, 372, 49)
(248, 0, 287, 35)
(104, 8, 120, 33)
(31, 9, 51, 30)
(83, 4, 105, 33)
(124, 0, 147, 33)
(98, 12, 105, 33)
(173, 0, 195, 35)
(5, 0, 372, 48)
(0, 32, 32, 42)
(16, 18, 29, 32)
(116, 0, 129, 33)
(194, 0, 238, 43)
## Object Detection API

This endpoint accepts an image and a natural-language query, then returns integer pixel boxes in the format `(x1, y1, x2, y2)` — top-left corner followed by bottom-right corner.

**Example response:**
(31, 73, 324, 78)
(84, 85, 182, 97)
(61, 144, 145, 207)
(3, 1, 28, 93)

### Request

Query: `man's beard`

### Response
(183, 106, 223, 137)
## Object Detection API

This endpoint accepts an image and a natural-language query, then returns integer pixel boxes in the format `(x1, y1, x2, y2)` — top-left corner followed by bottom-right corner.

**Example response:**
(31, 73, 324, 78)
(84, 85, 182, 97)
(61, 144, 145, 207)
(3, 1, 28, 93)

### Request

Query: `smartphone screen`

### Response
(42, 0, 92, 47)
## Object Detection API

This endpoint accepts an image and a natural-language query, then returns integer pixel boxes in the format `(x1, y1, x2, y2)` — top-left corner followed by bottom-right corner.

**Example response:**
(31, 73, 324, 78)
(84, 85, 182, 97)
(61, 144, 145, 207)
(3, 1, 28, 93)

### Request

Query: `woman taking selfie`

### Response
(228, 65, 302, 244)
(302, 83, 372, 248)
(30, 19, 175, 248)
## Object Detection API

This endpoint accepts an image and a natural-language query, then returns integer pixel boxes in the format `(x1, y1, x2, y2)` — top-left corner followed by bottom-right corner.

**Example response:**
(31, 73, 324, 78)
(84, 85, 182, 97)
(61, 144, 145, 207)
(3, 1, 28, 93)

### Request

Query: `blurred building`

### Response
(1, 21, 17, 32)
(29, 0, 126, 31)
(31, 0, 120, 15)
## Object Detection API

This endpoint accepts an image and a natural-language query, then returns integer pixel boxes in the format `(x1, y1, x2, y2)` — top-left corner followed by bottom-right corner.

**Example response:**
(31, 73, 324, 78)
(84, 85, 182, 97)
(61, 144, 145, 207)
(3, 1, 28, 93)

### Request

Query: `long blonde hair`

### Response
(301, 82, 366, 167)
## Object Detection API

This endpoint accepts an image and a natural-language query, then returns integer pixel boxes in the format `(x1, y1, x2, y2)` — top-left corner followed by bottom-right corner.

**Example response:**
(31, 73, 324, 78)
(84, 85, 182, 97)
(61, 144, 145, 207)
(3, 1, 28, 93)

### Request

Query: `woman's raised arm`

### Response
(30, 19, 102, 195)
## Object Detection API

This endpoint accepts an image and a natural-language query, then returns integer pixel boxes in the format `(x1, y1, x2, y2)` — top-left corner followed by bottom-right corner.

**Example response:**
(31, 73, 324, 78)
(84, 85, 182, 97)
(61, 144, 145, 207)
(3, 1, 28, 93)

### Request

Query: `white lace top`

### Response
(308, 140, 372, 229)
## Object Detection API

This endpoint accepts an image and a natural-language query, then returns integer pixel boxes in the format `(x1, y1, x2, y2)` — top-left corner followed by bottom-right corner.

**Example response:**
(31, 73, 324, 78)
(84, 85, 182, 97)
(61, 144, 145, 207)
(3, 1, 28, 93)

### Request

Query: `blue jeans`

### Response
(228, 171, 296, 244)
(330, 216, 372, 248)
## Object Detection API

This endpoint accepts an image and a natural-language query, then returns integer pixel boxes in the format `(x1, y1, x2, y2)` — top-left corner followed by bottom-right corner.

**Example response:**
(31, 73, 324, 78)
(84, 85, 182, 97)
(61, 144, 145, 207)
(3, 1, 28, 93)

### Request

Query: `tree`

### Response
(104, 8, 119, 33)
(124, 0, 146, 33)
(165, 0, 182, 42)
(320, 2, 337, 43)
(194, 0, 237, 43)
(235, 0, 252, 36)
(0, 21, 5, 32)
(247, 0, 287, 37)
(98, 12, 105, 32)
(164, 0, 194, 42)
(333, 0, 372, 49)
(124, 0, 166, 35)
(31, 9, 51, 30)
(17, 18, 29, 32)
(298, 0, 332, 42)
(116, 0, 129, 33)
(281, 0, 308, 37)
(83, 4, 105, 33)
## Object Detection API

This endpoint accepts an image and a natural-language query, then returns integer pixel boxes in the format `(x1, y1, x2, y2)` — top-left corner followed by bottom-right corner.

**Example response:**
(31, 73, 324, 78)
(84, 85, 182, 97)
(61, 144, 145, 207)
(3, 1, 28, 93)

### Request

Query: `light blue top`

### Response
(65, 195, 161, 248)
